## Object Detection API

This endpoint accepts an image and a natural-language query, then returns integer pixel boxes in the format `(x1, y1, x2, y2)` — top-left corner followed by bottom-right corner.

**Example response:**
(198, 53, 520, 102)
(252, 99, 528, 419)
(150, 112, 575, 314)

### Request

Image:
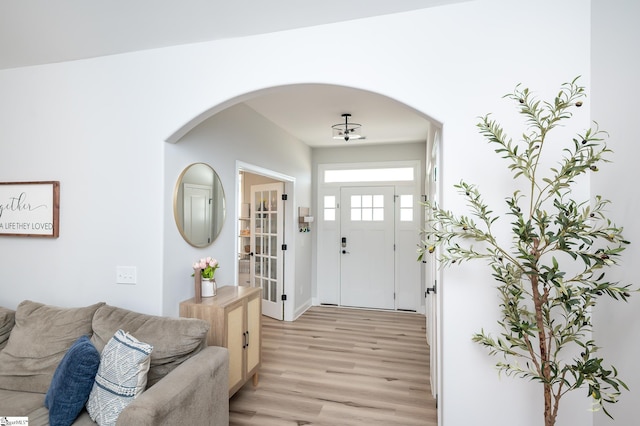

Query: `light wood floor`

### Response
(229, 306, 437, 426)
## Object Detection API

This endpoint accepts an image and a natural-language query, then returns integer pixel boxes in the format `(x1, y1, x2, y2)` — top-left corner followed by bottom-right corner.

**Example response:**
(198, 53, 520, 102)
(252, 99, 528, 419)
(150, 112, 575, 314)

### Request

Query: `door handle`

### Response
(342, 250, 350, 254)
(426, 282, 437, 294)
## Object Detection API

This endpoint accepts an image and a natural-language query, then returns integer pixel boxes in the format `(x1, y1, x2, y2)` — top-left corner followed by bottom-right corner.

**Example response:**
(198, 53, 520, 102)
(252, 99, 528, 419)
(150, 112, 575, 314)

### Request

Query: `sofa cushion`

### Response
(0, 388, 45, 417)
(0, 306, 15, 351)
(90, 305, 209, 387)
(0, 300, 105, 393)
(86, 329, 152, 426)
(45, 335, 101, 426)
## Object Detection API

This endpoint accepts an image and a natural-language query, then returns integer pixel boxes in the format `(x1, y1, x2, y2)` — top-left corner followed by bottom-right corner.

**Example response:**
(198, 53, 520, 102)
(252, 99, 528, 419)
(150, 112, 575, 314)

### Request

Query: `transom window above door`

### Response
(323, 167, 414, 183)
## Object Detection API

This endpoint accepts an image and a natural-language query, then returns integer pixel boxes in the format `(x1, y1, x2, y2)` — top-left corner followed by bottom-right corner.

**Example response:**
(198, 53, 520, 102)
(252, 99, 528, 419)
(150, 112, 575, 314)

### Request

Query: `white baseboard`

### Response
(293, 298, 312, 321)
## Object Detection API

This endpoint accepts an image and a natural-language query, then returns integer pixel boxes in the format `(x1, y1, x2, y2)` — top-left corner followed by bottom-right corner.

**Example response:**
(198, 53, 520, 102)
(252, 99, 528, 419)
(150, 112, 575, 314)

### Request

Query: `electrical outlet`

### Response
(116, 266, 137, 284)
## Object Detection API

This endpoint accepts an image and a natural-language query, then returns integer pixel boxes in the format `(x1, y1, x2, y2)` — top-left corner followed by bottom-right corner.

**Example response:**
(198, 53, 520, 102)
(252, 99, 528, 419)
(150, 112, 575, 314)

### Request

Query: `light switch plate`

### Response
(116, 266, 137, 284)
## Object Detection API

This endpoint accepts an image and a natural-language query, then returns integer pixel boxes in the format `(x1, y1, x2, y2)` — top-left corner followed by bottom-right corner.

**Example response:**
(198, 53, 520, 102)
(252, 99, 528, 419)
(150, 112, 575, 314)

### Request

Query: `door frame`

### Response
(316, 160, 422, 312)
(235, 161, 297, 321)
(425, 129, 442, 402)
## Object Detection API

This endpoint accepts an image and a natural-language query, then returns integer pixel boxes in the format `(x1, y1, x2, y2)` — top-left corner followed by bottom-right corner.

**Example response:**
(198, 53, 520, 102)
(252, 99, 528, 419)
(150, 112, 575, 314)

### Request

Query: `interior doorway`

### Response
(167, 83, 441, 424)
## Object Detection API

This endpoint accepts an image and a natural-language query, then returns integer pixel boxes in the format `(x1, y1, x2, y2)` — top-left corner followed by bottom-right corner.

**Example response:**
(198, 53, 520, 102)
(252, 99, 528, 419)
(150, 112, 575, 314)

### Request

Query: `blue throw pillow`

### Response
(45, 335, 101, 426)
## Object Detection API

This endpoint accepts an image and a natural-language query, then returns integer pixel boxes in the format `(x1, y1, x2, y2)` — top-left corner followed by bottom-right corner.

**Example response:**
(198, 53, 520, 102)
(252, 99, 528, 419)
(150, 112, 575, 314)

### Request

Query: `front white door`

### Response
(250, 182, 284, 320)
(340, 186, 395, 310)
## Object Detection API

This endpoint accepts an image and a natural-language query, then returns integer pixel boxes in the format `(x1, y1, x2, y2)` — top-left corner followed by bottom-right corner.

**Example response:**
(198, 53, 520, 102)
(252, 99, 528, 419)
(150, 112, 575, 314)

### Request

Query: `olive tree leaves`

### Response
(419, 77, 632, 425)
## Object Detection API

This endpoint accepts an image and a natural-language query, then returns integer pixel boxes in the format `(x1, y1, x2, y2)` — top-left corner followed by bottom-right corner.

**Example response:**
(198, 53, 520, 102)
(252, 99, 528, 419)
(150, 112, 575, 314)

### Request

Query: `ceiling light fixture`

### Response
(332, 113, 363, 142)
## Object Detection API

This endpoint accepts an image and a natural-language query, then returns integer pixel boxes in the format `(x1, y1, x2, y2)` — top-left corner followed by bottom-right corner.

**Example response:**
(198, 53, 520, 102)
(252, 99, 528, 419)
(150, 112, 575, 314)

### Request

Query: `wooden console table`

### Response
(179, 285, 262, 397)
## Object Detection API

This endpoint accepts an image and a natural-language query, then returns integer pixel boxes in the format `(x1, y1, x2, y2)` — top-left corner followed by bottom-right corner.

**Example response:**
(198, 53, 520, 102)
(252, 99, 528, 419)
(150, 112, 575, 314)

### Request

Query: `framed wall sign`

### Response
(0, 181, 60, 237)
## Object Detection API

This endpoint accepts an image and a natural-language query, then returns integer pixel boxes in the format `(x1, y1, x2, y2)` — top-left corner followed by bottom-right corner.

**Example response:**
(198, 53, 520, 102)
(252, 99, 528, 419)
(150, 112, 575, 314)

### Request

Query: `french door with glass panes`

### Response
(250, 182, 284, 320)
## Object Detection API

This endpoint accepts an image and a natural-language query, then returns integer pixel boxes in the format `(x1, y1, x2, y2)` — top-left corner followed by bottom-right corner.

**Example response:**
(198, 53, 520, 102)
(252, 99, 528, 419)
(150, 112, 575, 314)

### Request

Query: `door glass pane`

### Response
(269, 190, 277, 211)
(270, 213, 277, 233)
(270, 258, 277, 279)
(324, 195, 336, 222)
(255, 192, 262, 214)
(349, 193, 386, 222)
(325, 195, 335, 208)
(400, 194, 413, 222)
(270, 280, 277, 302)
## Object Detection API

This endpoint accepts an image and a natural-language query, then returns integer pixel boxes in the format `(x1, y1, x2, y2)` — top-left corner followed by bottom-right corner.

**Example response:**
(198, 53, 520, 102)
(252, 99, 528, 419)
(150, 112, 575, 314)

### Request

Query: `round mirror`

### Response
(173, 163, 226, 247)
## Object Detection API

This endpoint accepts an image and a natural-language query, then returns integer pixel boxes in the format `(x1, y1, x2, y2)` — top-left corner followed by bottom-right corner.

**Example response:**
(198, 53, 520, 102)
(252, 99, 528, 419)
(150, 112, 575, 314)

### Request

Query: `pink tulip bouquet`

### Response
(192, 257, 219, 279)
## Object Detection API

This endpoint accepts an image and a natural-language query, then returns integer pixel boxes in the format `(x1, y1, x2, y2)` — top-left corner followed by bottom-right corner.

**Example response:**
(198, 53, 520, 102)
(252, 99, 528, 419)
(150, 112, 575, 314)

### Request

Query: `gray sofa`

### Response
(0, 300, 229, 425)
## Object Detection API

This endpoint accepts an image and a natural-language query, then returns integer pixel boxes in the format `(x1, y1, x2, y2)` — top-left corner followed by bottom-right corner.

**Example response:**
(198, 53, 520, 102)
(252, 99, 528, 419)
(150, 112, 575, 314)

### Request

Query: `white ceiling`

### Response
(243, 85, 434, 147)
(0, 0, 464, 146)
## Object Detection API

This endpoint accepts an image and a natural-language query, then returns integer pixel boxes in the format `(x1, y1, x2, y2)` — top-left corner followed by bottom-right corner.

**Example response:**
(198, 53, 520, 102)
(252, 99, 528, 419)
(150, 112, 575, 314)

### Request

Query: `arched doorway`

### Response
(165, 82, 442, 421)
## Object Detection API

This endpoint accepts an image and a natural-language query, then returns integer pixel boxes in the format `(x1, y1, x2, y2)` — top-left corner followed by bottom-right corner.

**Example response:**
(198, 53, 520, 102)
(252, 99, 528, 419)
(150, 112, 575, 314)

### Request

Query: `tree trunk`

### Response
(530, 273, 555, 426)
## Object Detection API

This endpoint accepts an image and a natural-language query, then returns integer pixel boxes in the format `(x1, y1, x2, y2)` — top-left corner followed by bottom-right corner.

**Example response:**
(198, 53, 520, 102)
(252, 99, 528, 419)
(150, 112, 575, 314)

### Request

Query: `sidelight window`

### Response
(324, 195, 336, 221)
(400, 194, 414, 222)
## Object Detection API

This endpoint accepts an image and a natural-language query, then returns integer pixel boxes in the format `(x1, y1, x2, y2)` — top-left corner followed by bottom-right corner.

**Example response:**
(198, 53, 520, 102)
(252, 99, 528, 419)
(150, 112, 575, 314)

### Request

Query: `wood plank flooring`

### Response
(229, 306, 437, 426)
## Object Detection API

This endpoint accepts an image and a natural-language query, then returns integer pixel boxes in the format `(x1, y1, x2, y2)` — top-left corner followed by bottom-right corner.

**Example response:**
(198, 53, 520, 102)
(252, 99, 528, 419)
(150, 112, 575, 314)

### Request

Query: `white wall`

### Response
(0, 1, 602, 425)
(0, 50, 169, 313)
(591, 1, 640, 425)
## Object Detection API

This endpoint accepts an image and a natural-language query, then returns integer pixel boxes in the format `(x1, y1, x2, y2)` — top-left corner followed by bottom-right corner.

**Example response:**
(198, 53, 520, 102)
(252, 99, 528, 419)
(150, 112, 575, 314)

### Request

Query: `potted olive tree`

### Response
(419, 77, 632, 426)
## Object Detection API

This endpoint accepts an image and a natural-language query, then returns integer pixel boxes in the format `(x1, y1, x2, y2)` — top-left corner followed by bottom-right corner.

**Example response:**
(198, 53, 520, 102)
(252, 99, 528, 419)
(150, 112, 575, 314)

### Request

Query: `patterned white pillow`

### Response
(86, 329, 153, 426)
